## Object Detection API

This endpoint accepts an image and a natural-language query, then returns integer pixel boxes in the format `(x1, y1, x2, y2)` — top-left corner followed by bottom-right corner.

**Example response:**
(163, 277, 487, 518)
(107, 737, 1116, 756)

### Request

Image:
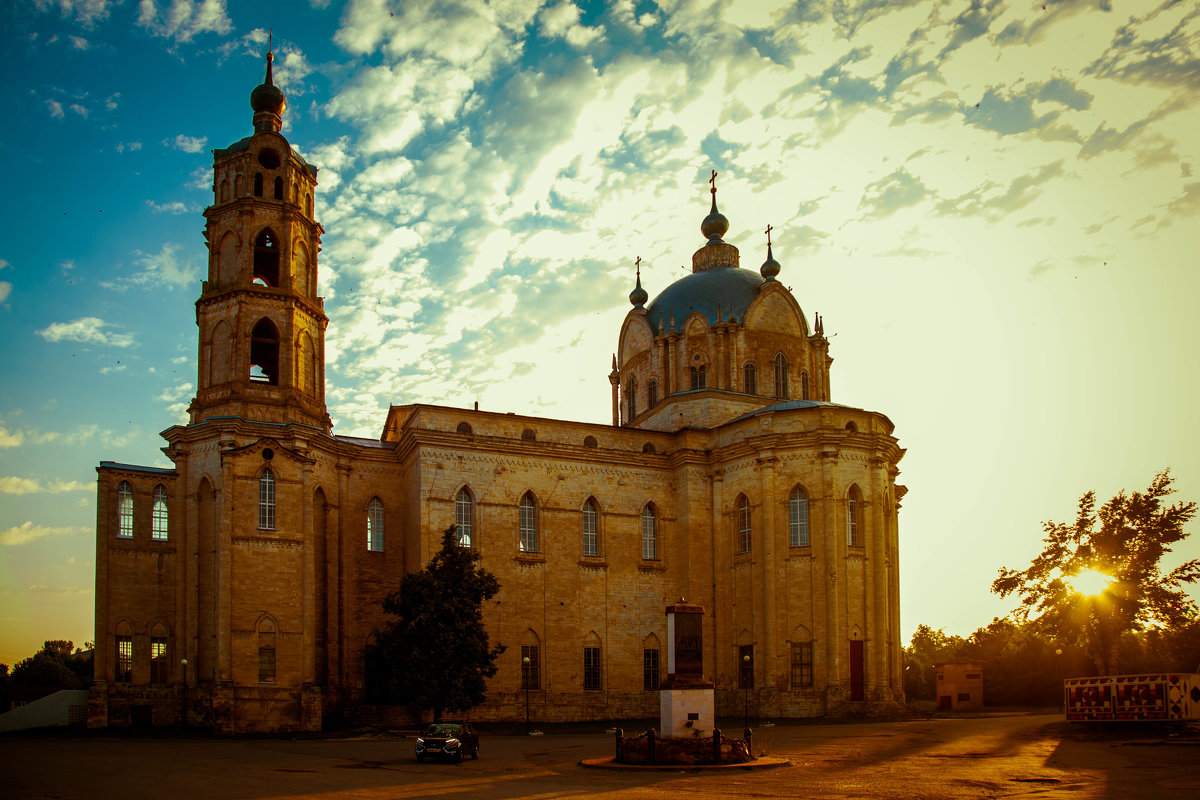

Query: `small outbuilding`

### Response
(934, 661, 984, 710)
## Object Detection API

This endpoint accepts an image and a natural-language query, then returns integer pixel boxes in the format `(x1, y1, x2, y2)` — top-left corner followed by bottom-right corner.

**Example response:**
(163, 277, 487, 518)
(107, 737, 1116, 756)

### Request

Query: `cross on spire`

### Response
(709, 170, 718, 194)
(765, 224, 773, 246)
(635, 255, 642, 276)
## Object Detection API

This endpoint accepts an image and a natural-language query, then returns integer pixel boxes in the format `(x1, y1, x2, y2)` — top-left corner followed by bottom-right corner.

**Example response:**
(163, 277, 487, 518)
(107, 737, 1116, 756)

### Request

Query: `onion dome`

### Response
(701, 178, 729, 242)
(629, 258, 648, 308)
(250, 49, 286, 131)
(760, 225, 781, 281)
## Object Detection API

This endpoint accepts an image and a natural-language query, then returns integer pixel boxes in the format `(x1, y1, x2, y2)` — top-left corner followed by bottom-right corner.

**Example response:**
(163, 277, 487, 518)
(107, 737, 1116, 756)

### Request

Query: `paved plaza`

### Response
(3, 712, 1198, 799)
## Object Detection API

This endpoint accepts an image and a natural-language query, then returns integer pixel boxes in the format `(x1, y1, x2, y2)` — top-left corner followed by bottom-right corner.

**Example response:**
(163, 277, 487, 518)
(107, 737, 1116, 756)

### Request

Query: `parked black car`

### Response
(415, 721, 480, 763)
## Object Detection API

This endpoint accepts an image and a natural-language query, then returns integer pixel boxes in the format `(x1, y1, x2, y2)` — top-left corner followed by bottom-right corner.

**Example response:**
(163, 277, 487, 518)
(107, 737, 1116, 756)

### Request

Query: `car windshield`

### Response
(424, 724, 461, 737)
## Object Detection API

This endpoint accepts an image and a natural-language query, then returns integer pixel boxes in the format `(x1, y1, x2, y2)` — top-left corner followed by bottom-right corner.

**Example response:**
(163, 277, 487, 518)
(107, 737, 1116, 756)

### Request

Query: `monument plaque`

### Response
(660, 601, 715, 736)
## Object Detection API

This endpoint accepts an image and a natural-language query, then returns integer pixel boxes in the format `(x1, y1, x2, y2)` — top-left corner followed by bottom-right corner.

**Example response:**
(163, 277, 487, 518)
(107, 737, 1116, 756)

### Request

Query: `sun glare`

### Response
(1071, 568, 1112, 596)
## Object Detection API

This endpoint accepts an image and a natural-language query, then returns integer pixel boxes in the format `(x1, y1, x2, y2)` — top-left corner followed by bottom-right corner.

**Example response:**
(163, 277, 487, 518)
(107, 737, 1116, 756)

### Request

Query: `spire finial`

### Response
(701, 169, 729, 242)
(250, 30, 286, 129)
(628, 256, 648, 308)
(760, 222, 781, 280)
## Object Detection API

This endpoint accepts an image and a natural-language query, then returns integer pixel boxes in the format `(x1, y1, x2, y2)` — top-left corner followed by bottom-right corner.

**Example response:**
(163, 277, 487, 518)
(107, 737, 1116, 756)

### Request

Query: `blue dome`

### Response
(644, 266, 764, 333)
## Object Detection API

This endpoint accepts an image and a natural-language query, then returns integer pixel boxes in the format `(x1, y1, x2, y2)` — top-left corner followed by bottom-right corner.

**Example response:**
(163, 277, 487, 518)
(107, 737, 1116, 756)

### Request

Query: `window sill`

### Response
(578, 556, 607, 569)
(638, 560, 667, 573)
(514, 552, 545, 565)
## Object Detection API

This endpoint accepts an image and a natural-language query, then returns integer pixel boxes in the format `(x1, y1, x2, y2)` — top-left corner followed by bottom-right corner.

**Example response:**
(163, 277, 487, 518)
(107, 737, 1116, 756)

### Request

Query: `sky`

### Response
(0, 0, 1198, 668)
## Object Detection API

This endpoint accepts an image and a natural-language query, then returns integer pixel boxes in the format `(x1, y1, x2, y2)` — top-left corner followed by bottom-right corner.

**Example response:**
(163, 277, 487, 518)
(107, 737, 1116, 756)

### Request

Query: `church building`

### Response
(89, 52, 907, 732)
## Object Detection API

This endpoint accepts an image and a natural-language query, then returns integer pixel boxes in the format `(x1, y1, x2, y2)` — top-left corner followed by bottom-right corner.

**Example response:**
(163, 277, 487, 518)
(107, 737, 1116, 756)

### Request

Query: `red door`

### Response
(849, 640, 865, 701)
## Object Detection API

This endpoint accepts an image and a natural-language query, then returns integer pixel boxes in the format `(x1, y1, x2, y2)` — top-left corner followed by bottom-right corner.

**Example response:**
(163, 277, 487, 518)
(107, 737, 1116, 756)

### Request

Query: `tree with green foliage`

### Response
(365, 525, 505, 721)
(903, 624, 964, 701)
(9, 640, 93, 698)
(993, 470, 1198, 676)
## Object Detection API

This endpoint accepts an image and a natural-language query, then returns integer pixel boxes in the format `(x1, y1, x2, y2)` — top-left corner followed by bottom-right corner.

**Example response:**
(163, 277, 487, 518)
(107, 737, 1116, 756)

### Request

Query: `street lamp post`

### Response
(180, 658, 189, 727)
(742, 653, 751, 730)
(522, 655, 531, 735)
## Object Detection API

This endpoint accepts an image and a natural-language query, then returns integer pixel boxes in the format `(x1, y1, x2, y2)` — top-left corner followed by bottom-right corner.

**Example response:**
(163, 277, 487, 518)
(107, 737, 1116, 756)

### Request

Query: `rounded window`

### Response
(257, 148, 281, 169)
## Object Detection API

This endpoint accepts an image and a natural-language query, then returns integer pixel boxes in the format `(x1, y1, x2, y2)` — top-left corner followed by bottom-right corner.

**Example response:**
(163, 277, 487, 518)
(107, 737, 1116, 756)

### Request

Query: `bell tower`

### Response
(189, 47, 331, 431)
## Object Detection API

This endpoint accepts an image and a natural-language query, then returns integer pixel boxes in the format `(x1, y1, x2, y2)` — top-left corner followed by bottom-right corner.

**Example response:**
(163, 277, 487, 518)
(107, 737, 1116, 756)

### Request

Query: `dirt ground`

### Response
(3, 711, 1198, 799)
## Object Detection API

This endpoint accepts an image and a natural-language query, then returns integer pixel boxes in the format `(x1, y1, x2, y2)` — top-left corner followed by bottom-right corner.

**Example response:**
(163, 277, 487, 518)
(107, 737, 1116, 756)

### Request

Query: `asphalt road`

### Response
(3, 712, 1197, 799)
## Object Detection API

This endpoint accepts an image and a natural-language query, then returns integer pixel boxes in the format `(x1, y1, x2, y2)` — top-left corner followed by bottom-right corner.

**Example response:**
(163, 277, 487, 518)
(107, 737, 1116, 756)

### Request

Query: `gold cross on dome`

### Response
(765, 224, 773, 245)
(709, 170, 717, 191)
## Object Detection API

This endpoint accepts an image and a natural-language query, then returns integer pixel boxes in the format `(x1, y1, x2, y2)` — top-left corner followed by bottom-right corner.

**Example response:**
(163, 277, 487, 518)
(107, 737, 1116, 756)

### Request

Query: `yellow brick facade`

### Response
(90, 56, 907, 733)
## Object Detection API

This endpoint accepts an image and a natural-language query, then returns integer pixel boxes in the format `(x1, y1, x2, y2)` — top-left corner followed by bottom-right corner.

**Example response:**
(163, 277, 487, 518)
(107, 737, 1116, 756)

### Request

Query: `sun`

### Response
(1071, 568, 1113, 597)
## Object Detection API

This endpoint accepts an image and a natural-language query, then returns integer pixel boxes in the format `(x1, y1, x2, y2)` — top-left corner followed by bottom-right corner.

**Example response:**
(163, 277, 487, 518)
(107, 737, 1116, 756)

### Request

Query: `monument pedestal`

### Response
(659, 602, 715, 737)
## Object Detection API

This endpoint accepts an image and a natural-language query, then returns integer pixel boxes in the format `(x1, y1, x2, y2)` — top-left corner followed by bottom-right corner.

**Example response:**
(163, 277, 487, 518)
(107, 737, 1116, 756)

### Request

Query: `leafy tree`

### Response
(10, 640, 93, 692)
(365, 525, 505, 721)
(993, 470, 1199, 675)
(903, 625, 964, 701)
(0, 662, 9, 712)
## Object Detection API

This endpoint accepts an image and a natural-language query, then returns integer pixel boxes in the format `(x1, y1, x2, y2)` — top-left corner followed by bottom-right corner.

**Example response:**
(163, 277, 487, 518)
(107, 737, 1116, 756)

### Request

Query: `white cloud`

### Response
(0, 259, 8, 269)
(33, 0, 116, 28)
(46, 99, 64, 119)
(169, 134, 207, 153)
(538, 1, 604, 48)
(0, 281, 10, 303)
(146, 199, 194, 215)
(102, 243, 201, 292)
(0, 426, 24, 447)
(0, 521, 89, 546)
(137, 0, 232, 42)
(68, 34, 90, 50)
(36, 317, 135, 348)
(0, 477, 92, 495)
(69, 103, 88, 118)
(116, 141, 142, 153)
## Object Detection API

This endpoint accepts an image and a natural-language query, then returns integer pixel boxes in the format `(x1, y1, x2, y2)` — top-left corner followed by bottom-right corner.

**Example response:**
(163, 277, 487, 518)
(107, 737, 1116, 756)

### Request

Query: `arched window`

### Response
(847, 484, 863, 547)
(252, 229, 280, 287)
(583, 435, 598, 448)
(367, 497, 384, 552)
(117, 480, 133, 538)
(647, 379, 658, 408)
(259, 469, 276, 530)
(641, 505, 657, 560)
(115, 621, 133, 683)
(273, 175, 284, 200)
(521, 632, 541, 690)
(626, 378, 637, 420)
(455, 488, 474, 547)
(456, 421, 473, 434)
(257, 617, 276, 683)
(521, 428, 537, 441)
(744, 362, 757, 395)
(643, 634, 661, 691)
(801, 370, 811, 401)
(736, 494, 752, 554)
(690, 365, 706, 390)
(305, 193, 313, 217)
(582, 498, 599, 556)
(219, 179, 229, 203)
(583, 635, 602, 690)
(519, 492, 538, 553)
(790, 486, 810, 547)
(150, 622, 169, 684)
(774, 353, 789, 399)
(253, 173, 264, 197)
(791, 628, 814, 688)
(151, 484, 169, 540)
(249, 318, 280, 385)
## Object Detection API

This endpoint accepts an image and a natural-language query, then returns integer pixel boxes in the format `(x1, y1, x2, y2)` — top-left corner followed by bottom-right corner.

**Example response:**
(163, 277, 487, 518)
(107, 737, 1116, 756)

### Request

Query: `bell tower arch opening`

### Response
(253, 229, 280, 287)
(250, 318, 280, 385)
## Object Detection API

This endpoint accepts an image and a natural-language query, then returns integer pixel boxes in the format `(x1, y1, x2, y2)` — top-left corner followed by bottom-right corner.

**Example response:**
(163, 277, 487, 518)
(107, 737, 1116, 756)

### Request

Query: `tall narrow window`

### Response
(253, 172, 264, 197)
(252, 229, 280, 287)
(774, 353, 789, 399)
(258, 619, 276, 683)
(367, 497, 384, 552)
(791, 641, 813, 688)
(641, 505, 657, 560)
(151, 484, 169, 540)
(115, 635, 133, 682)
(643, 648, 660, 691)
(647, 379, 658, 408)
(801, 370, 811, 400)
(117, 481, 134, 538)
(521, 645, 540, 690)
(737, 494, 752, 554)
(259, 469, 276, 530)
(738, 644, 754, 689)
(789, 486, 810, 547)
(582, 498, 599, 556)
(626, 378, 637, 420)
(455, 488, 474, 547)
(744, 362, 757, 395)
(151, 635, 168, 684)
(847, 484, 863, 547)
(690, 365, 706, 389)
(583, 646, 601, 690)
(519, 492, 538, 553)
(249, 318, 280, 385)
(273, 175, 284, 200)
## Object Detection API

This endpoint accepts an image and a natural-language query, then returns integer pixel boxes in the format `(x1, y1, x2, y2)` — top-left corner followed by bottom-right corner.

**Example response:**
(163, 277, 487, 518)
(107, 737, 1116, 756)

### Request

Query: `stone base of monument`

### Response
(659, 686, 715, 737)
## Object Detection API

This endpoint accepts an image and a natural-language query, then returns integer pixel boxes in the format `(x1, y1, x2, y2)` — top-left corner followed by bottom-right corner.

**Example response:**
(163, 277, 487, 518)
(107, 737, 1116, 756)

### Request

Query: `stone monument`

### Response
(660, 601, 715, 736)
